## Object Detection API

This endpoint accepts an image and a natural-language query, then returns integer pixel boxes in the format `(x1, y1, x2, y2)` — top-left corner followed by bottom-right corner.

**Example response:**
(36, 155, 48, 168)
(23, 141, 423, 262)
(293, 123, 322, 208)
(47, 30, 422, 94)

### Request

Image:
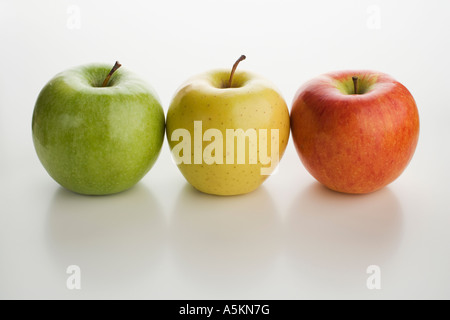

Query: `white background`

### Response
(1, 0, 449, 299)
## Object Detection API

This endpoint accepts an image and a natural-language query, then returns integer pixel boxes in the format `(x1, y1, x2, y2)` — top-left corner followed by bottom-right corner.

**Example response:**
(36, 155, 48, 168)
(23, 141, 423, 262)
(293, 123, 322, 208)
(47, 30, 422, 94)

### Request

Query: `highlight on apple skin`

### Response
(32, 62, 165, 195)
(290, 70, 420, 194)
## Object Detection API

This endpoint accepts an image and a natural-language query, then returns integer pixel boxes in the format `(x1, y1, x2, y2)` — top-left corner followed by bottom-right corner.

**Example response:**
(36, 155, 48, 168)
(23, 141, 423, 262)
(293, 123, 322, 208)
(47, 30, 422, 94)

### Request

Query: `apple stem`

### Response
(102, 61, 122, 87)
(227, 55, 246, 88)
(352, 76, 359, 95)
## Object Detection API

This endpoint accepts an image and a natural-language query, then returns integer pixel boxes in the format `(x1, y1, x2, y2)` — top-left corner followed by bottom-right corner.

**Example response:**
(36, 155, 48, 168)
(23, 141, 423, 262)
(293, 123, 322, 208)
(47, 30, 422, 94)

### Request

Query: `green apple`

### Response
(32, 62, 165, 195)
(166, 56, 290, 196)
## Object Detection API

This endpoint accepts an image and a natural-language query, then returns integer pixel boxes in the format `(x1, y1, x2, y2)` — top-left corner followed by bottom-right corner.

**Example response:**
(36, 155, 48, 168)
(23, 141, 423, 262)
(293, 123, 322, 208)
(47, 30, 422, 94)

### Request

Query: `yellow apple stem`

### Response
(227, 55, 246, 88)
(102, 61, 122, 87)
(352, 76, 359, 94)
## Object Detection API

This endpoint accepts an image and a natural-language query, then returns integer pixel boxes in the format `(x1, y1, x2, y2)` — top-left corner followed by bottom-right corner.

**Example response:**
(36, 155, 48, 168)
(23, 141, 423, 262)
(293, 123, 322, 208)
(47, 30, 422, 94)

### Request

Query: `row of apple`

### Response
(32, 56, 420, 197)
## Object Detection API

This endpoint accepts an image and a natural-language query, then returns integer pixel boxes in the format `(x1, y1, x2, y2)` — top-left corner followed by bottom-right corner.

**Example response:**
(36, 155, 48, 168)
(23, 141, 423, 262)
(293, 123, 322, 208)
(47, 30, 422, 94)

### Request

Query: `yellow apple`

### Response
(166, 56, 290, 196)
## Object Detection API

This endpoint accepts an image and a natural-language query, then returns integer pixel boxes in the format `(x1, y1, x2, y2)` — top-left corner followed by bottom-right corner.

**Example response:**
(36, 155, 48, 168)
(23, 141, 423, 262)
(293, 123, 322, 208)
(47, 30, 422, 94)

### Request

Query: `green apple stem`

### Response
(102, 61, 122, 87)
(352, 76, 359, 94)
(227, 55, 246, 88)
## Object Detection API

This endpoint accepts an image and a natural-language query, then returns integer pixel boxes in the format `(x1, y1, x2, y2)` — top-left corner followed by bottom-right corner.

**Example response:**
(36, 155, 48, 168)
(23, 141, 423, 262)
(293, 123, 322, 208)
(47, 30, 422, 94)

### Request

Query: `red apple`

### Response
(290, 70, 420, 194)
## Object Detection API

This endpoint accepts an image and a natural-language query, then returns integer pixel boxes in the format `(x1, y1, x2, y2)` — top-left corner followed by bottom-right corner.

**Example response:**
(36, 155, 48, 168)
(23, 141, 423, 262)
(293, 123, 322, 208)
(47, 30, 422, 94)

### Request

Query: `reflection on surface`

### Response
(287, 183, 403, 289)
(170, 184, 282, 289)
(46, 184, 165, 288)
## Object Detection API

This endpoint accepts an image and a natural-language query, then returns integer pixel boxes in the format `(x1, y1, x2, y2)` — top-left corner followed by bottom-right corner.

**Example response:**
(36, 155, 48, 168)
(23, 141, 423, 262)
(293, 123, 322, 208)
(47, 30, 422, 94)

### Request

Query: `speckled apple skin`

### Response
(166, 70, 290, 196)
(291, 70, 420, 194)
(32, 64, 165, 195)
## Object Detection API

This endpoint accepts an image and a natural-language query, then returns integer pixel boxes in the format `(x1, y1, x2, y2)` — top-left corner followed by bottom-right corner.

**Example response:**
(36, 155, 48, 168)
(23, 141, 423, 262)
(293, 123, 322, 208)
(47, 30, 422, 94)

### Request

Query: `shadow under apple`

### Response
(286, 183, 403, 292)
(45, 184, 166, 290)
(169, 184, 282, 291)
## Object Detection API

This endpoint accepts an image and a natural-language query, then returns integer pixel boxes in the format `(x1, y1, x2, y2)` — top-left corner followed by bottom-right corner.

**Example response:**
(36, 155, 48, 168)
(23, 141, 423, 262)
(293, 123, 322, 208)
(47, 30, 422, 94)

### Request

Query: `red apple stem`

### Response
(227, 55, 246, 88)
(352, 76, 358, 95)
(102, 61, 122, 87)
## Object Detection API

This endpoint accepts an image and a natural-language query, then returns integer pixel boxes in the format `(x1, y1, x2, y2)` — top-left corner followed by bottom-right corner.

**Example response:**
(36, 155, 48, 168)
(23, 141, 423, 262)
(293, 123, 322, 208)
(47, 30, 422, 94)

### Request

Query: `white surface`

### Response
(1, 0, 450, 299)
